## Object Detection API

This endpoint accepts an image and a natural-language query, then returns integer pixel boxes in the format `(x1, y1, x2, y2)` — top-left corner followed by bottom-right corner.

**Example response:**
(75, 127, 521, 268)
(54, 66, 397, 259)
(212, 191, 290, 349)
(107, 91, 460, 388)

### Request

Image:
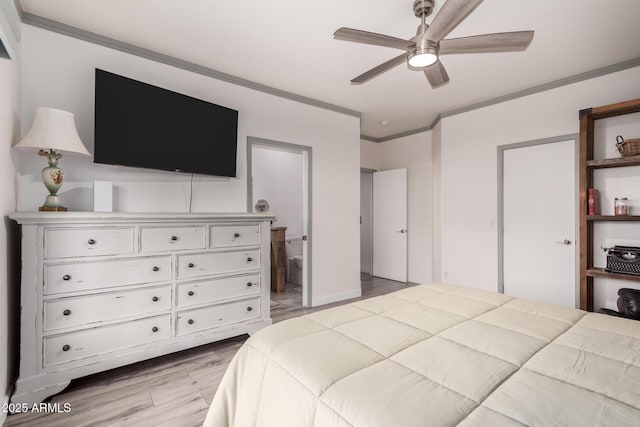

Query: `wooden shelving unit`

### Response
(586, 268, 640, 282)
(587, 155, 640, 169)
(586, 215, 640, 221)
(579, 98, 640, 311)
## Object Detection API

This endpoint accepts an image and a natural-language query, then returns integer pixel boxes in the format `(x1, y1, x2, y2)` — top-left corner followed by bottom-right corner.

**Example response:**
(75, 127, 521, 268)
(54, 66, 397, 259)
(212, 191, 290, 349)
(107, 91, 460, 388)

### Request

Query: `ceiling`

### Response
(18, 0, 640, 140)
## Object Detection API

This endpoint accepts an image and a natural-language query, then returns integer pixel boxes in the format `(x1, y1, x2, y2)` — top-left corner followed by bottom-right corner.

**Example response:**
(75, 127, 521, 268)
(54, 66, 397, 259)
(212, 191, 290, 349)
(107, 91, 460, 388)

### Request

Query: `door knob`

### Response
(397, 229, 407, 234)
(555, 239, 572, 245)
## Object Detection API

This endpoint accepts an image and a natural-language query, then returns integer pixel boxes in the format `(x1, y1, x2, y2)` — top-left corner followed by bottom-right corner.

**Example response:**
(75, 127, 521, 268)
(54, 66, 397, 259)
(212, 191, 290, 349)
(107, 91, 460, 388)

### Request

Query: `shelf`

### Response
(587, 155, 640, 169)
(583, 98, 640, 120)
(586, 268, 640, 282)
(587, 215, 640, 221)
(580, 98, 640, 311)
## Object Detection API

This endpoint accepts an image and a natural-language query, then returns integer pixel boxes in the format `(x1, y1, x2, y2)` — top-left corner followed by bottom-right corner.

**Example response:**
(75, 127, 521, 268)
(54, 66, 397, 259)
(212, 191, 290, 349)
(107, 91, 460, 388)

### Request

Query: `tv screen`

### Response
(94, 69, 238, 177)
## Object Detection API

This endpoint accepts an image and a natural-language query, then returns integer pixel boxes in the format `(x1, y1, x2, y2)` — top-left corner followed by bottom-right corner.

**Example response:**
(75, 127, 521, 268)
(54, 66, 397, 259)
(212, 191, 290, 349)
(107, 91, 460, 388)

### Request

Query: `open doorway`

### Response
(247, 137, 312, 308)
(361, 169, 374, 276)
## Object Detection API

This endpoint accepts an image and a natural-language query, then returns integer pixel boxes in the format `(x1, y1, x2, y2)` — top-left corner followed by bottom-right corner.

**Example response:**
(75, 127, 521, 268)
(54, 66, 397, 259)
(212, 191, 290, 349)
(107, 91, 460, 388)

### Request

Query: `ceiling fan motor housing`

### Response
(407, 38, 438, 70)
(413, 0, 435, 18)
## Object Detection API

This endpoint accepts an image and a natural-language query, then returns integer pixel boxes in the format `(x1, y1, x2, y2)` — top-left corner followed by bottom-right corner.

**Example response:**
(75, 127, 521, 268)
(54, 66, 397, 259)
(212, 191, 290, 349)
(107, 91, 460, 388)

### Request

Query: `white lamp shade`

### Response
(14, 107, 91, 156)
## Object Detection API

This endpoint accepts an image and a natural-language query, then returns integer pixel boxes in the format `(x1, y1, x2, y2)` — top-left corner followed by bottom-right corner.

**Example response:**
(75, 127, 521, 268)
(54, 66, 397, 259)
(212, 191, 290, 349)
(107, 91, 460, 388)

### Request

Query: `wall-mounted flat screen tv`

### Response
(94, 69, 238, 177)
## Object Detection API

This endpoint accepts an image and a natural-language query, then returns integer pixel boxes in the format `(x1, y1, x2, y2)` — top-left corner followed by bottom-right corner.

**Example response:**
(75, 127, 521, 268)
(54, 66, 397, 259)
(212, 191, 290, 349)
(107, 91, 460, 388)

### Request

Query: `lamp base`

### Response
(39, 206, 67, 212)
(40, 194, 67, 212)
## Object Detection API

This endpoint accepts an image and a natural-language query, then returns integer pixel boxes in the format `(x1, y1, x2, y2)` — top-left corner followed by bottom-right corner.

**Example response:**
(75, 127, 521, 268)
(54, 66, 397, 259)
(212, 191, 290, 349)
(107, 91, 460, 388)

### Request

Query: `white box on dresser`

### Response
(9, 212, 275, 405)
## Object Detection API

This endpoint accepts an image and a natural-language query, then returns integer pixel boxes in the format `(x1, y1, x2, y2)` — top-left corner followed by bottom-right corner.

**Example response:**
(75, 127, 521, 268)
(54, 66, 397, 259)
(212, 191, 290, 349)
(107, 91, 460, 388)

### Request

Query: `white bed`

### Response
(204, 283, 640, 426)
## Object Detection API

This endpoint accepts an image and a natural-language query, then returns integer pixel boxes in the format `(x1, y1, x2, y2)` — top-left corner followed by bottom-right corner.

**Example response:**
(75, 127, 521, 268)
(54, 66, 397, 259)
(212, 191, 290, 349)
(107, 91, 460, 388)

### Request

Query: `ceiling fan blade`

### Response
(425, 0, 484, 42)
(439, 31, 534, 55)
(424, 60, 449, 88)
(334, 27, 414, 50)
(351, 53, 407, 84)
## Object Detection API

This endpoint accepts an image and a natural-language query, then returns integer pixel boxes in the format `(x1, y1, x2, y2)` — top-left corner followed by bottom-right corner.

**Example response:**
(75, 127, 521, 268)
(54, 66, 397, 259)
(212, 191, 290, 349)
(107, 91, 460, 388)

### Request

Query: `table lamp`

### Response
(14, 107, 91, 211)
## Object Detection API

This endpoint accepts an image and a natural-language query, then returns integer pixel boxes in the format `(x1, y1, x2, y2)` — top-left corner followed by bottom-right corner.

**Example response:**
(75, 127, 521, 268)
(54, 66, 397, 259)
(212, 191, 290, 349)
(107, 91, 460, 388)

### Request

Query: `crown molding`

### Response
(361, 125, 433, 143)
(16, 6, 640, 144)
(366, 56, 640, 143)
(20, 11, 361, 121)
(360, 134, 379, 143)
(435, 56, 640, 126)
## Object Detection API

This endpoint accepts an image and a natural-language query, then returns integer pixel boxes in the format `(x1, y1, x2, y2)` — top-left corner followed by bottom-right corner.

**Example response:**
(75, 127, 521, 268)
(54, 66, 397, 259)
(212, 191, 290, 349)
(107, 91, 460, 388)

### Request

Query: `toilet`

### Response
(286, 237, 303, 287)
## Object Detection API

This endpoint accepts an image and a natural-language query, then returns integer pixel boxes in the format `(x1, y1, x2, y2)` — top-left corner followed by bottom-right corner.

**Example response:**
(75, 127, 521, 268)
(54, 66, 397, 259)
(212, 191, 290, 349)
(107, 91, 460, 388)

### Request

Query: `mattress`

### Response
(204, 283, 640, 426)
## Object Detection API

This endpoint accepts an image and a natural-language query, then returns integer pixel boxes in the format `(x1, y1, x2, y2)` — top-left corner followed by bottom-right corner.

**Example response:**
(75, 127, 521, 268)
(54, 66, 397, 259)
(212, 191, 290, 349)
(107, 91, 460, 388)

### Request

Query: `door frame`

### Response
(497, 133, 579, 306)
(360, 168, 376, 275)
(246, 136, 313, 307)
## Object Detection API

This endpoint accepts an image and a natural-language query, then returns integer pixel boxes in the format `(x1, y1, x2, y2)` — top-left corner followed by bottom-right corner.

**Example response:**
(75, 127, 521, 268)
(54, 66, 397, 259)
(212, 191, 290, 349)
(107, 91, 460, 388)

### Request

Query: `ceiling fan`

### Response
(334, 0, 534, 88)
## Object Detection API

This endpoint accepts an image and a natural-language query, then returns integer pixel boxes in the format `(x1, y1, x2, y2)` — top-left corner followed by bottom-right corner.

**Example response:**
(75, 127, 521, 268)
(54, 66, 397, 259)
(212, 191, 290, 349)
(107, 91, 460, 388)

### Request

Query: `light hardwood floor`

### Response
(5, 275, 412, 427)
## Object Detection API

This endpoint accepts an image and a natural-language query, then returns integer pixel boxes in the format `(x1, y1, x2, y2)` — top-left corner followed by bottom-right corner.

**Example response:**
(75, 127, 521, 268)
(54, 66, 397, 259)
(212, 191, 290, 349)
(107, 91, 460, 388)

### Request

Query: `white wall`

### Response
(252, 146, 303, 237)
(439, 66, 640, 310)
(360, 139, 380, 170)
(360, 134, 433, 285)
(18, 25, 361, 306)
(0, 0, 20, 421)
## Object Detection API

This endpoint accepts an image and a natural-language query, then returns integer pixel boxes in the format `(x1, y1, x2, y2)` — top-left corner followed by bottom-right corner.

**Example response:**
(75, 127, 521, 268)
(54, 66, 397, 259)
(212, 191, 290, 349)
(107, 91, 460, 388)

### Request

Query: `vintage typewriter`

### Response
(606, 245, 640, 276)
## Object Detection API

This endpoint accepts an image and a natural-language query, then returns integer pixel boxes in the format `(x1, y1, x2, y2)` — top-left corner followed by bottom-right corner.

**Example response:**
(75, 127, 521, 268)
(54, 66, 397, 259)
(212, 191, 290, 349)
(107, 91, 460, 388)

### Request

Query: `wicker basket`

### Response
(616, 135, 640, 157)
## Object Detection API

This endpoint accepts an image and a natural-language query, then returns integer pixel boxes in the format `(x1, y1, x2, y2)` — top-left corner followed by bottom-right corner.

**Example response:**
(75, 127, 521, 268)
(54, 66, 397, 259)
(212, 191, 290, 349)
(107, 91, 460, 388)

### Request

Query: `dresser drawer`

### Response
(44, 285, 172, 331)
(176, 298, 260, 336)
(140, 226, 206, 253)
(45, 227, 134, 259)
(177, 249, 260, 279)
(210, 224, 260, 248)
(43, 315, 171, 367)
(45, 256, 171, 295)
(177, 274, 260, 308)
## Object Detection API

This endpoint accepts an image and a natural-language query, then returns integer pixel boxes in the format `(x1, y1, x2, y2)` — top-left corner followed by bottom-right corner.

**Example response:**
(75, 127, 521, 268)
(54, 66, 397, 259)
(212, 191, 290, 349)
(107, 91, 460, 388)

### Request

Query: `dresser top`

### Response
(10, 211, 276, 224)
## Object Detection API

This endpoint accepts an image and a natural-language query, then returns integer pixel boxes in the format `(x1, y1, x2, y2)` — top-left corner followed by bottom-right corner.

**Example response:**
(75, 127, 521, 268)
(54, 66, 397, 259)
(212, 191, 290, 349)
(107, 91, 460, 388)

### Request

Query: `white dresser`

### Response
(9, 212, 275, 405)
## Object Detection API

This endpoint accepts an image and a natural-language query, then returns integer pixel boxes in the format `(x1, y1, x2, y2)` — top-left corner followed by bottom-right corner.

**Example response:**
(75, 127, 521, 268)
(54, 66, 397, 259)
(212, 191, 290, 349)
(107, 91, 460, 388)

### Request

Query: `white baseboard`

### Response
(1, 393, 8, 426)
(312, 288, 362, 307)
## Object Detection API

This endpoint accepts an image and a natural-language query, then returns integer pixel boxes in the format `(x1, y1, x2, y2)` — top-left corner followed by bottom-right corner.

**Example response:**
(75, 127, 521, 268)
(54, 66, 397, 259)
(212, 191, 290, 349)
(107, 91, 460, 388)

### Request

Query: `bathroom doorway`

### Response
(247, 137, 312, 308)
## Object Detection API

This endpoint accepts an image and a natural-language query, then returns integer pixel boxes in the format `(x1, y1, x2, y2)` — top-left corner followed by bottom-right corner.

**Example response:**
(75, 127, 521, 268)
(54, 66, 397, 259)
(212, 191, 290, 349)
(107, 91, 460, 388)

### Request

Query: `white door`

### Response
(360, 172, 373, 274)
(503, 140, 576, 307)
(373, 168, 408, 282)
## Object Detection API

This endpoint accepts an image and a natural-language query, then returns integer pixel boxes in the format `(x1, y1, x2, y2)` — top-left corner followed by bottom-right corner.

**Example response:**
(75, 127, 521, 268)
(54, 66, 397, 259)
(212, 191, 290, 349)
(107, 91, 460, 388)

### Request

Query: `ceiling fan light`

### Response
(407, 46, 438, 68)
(408, 52, 437, 67)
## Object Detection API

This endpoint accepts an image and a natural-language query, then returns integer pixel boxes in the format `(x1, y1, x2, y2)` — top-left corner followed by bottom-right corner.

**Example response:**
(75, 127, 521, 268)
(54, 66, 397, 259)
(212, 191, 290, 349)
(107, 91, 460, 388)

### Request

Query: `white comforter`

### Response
(204, 283, 640, 426)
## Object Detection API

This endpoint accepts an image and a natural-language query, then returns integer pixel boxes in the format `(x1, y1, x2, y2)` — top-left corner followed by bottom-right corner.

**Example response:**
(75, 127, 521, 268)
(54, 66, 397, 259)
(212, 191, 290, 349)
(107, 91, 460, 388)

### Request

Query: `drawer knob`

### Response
(246, 257, 253, 262)
(152, 326, 159, 333)
(171, 235, 178, 241)
(152, 296, 159, 302)
(246, 282, 253, 287)
(188, 291, 194, 296)
(88, 239, 96, 245)
(152, 266, 160, 272)
(62, 274, 71, 281)
(234, 232, 240, 238)
(247, 306, 253, 312)
(188, 263, 195, 268)
(62, 344, 70, 352)
(188, 319, 194, 325)
(63, 309, 71, 316)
